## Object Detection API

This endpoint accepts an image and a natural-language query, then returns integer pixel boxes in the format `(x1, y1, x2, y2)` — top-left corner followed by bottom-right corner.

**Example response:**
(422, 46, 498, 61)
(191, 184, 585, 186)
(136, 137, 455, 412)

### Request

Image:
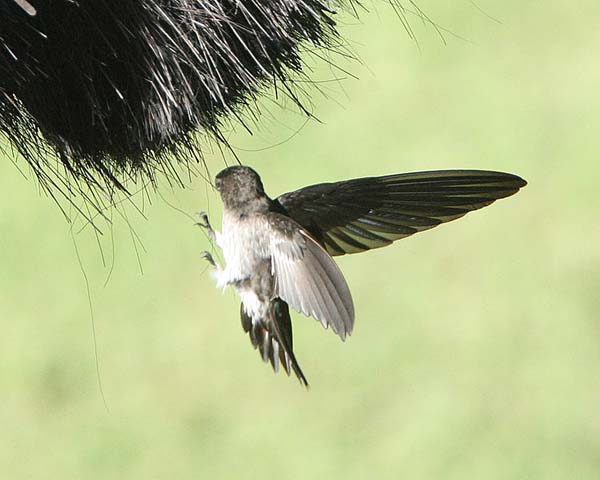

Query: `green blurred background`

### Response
(1, 1, 599, 478)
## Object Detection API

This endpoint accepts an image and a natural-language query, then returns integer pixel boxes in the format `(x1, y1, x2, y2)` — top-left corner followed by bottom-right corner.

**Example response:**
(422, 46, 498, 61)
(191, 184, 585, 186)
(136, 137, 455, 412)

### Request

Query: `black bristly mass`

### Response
(0, 1, 425, 222)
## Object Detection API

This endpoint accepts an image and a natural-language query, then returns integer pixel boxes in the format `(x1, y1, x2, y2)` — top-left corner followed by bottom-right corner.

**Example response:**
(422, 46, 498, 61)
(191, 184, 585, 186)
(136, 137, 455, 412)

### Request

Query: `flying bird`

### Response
(198, 166, 526, 386)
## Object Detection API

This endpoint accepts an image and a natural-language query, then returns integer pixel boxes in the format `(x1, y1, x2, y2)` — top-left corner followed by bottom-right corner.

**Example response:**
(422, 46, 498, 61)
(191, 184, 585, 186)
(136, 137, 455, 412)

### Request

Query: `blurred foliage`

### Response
(1, 1, 600, 478)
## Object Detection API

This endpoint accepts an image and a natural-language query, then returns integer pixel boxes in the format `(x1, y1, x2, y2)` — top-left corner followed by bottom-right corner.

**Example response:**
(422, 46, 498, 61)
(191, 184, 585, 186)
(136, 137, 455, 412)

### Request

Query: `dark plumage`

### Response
(199, 166, 527, 386)
(275, 170, 527, 256)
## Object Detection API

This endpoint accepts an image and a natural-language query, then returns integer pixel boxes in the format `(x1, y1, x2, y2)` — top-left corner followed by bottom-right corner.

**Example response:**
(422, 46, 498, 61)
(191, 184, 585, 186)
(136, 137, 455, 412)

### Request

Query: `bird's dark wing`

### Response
(241, 299, 308, 387)
(275, 170, 527, 256)
(268, 213, 355, 340)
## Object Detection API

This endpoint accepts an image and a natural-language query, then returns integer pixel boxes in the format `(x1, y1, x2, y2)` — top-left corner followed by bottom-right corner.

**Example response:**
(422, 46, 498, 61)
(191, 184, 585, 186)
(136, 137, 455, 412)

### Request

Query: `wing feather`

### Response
(268, 216, 355, 340)
(276, 170, 526, 256)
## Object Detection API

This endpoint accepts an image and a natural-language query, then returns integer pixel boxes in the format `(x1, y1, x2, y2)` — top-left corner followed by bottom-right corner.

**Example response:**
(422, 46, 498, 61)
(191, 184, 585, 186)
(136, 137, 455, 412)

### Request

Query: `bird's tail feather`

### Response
(240, 299, 308, 387)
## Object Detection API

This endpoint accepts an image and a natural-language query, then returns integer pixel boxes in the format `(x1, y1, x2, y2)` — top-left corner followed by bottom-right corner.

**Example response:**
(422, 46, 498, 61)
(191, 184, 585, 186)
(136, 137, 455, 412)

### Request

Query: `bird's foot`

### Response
(200, 250, 217, 267)
(200, 251, 228, 290)
(195, 211, 215, 240)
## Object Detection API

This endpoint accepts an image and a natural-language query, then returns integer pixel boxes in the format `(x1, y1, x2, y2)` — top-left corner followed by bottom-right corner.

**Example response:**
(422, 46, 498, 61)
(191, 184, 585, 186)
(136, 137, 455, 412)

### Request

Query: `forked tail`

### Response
(240, 298, 308, 387)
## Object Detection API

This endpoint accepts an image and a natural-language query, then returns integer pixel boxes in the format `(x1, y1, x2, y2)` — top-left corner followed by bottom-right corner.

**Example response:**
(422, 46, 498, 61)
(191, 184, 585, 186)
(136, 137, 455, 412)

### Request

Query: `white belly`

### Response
(239, 288, 267, 319)
(216, 213, 271, 285)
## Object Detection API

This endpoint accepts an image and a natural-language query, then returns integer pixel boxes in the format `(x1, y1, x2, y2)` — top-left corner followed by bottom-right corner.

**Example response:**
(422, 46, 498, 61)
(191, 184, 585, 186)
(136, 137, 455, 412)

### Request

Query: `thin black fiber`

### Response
(0, 0, 423, 216)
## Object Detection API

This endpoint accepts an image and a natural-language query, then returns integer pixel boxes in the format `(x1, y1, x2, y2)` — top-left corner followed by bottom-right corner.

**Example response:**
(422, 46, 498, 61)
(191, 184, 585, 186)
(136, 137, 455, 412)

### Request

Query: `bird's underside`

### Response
(199, 168, 527, 386)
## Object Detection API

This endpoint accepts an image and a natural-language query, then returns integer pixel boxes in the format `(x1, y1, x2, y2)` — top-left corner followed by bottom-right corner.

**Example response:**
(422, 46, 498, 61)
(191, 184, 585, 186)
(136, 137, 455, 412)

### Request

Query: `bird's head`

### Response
(215, 165, 269, 213)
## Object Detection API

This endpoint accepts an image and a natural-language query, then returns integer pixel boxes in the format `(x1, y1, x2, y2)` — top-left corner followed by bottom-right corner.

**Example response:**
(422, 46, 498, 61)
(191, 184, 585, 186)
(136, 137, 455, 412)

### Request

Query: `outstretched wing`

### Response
(275, 170, 527, 256)
(268, 214, 354, 340)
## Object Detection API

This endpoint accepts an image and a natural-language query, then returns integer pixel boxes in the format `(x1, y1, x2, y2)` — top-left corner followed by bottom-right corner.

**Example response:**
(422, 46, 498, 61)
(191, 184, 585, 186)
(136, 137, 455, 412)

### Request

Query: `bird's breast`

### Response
(219, 213, 271, 281)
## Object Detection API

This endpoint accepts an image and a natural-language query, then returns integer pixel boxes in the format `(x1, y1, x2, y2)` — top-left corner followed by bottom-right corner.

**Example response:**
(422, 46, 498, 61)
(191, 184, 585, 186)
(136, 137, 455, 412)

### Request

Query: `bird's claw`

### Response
(200, 250, 216, 267)
(195, 211, 215, 239)
(195, 211, 210, 228)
